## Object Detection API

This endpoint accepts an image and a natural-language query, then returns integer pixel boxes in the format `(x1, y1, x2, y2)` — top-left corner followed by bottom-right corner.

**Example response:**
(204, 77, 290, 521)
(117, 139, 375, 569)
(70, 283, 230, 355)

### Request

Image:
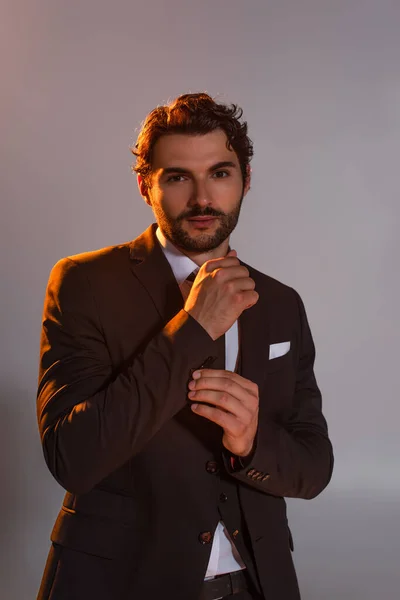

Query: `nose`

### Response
(188, 178, 212, 207)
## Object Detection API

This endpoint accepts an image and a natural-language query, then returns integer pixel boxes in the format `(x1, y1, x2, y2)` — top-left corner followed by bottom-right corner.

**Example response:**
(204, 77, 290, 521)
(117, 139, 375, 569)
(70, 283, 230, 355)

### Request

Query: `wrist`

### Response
(225, 440, 257, 471)
(186, 310, 217, 341)
(236, 445, 254, 458)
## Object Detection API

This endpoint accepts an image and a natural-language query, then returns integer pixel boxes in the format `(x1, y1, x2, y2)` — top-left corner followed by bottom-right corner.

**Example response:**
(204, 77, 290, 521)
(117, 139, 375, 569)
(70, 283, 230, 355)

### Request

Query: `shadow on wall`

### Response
(0, 381, 64, 600)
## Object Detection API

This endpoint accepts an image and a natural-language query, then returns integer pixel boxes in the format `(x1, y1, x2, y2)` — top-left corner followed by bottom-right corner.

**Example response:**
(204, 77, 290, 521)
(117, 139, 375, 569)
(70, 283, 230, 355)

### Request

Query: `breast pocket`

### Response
(266, 350, 293, 374)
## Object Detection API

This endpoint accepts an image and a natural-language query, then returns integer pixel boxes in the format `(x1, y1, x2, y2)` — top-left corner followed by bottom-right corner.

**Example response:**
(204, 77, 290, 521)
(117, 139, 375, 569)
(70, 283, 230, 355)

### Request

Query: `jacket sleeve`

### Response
(223, 289, 334, 499)
(37, 257, 215, 495)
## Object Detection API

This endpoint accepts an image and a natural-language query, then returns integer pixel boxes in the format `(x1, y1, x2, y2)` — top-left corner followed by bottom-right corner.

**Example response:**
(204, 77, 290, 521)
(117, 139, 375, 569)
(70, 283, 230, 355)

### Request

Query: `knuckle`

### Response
(226, 281, 236, 294)
(237, 423, 246, 436)
(214, 268, 225, 281)
(241, 419, 250, 433)
(234, 292, 244, 304)
(220, 393, 228, 404)
(224, 379, 233, 391)
(251, 398, 259, 412)
(218, 412, 227, 426)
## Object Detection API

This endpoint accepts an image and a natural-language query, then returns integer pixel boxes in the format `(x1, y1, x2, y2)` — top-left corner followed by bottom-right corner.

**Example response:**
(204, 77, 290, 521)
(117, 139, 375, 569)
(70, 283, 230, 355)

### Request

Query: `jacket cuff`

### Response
(222, 439, 258, 473)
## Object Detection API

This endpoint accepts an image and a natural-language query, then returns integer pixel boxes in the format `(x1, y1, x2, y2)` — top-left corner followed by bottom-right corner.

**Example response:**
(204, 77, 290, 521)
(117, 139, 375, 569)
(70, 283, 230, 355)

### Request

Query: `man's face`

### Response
(138, 129, 250, 253)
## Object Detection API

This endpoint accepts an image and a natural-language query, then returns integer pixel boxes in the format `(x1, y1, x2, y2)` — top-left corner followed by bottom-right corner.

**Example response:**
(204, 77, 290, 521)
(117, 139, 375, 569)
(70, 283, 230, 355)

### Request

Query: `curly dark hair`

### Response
(131, 92, 253, 189)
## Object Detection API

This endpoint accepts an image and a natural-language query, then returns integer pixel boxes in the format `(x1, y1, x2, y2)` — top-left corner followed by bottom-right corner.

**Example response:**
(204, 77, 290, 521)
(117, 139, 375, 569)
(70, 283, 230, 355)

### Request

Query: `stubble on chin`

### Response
(157, 206, 242, 253)
(168, 218, 236, 252)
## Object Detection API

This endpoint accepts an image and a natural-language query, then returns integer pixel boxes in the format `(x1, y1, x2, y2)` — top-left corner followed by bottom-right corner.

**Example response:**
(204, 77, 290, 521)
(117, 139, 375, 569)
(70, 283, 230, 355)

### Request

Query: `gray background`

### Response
(1, 1, 399, 598)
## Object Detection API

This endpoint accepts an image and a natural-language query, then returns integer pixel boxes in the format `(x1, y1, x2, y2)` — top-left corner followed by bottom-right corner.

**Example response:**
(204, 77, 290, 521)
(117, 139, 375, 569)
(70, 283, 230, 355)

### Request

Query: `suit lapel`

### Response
(129, 223, 184, 323)
(238, 275, 270, 391)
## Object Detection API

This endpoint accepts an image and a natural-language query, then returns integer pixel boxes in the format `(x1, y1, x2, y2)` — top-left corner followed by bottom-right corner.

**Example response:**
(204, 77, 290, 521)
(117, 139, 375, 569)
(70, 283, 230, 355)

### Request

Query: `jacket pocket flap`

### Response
(50, 507, 135, 559)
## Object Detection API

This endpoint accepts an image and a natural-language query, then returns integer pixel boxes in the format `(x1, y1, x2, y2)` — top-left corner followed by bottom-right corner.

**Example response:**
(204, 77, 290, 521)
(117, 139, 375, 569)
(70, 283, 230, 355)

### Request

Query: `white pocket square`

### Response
(269, 341, 291, 360)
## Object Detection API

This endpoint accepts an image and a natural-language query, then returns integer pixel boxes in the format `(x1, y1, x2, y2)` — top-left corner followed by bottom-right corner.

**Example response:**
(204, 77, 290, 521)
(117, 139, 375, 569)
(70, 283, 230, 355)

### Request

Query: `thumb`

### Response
(227, 249, 237, 257)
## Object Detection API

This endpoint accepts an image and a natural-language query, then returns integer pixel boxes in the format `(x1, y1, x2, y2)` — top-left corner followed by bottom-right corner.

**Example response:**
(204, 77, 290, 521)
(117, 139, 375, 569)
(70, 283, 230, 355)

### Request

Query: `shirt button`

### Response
(220, 493, 228, 503)
(205, 461, 219, 475)
(198, 531, 213, 545)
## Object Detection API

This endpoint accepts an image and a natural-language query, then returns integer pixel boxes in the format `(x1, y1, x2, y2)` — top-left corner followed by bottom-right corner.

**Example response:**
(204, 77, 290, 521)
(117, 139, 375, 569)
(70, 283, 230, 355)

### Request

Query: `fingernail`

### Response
(192, 371, 201, 379)
(191, 403, 198, 410)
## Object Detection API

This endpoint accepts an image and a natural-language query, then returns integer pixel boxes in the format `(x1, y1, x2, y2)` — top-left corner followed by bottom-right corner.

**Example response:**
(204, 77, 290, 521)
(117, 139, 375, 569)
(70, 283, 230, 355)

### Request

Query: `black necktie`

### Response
(186, 270, 197, 283)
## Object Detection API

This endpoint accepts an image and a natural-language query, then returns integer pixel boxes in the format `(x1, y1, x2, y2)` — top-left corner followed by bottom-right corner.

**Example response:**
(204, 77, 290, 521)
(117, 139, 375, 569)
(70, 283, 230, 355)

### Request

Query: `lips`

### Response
(187, 217, 217, 221)
(187, 217, 218, 228)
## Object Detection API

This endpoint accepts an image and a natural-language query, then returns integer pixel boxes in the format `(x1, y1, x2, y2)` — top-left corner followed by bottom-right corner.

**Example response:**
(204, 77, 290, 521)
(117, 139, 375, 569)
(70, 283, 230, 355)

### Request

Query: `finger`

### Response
(190, 402, 247, 435)
(212, 265, 251, 282)
(204, 256, 240, 273)
(192, 372, 256, 396)
(188, 388, 251, 421)
(189, 376, 255, 408)
(192, 370, 259, 397)
(219, 275, 256, 292)
(244, 289, 259, 309)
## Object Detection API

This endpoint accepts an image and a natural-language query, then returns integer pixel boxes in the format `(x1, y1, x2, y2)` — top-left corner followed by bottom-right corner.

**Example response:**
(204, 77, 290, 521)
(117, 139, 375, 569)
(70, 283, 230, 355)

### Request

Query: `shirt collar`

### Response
(156, 226, 199, 285)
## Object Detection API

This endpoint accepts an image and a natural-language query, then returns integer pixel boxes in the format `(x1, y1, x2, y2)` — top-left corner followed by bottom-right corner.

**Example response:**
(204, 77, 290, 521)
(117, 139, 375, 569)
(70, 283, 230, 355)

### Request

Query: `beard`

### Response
(153, 193, 244, 253)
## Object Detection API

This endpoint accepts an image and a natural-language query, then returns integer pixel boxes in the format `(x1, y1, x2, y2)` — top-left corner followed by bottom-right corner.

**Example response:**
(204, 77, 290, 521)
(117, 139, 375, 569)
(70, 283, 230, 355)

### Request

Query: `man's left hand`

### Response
(188, 369, 259, 457)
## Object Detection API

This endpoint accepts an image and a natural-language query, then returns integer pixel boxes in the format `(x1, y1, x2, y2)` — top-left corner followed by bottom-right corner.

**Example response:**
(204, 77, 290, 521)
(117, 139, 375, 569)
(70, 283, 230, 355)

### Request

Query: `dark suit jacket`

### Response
(36, 223, 333, 600)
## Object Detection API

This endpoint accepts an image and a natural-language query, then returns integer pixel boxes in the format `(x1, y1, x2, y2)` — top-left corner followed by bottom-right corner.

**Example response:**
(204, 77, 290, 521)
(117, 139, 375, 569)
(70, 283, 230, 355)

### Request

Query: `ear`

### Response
(137, 174, 152, 206)
(243, 164, 252, 196)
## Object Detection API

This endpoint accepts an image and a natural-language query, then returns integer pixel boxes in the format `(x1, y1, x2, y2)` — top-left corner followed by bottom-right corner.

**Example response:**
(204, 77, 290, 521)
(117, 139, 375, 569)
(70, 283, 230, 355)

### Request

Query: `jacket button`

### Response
(206, 461, 219, 475)
(232, 529, 239, 539)
(199, 531, 213, 544)
(220, 493, 228, 503)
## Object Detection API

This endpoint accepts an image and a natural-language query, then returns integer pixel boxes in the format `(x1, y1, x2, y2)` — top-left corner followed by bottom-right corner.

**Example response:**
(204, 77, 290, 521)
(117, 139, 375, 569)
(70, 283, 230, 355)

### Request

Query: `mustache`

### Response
(178, 207, 225, 220)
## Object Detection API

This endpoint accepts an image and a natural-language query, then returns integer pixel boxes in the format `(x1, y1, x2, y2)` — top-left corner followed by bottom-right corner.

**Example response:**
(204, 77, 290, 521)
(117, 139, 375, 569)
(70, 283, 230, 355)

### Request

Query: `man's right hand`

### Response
(184, 250, 259, 340)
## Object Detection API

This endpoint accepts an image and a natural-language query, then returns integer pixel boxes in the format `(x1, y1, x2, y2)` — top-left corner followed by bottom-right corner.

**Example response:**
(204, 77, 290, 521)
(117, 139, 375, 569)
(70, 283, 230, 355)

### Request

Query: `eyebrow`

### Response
(160, 161, 237, 176)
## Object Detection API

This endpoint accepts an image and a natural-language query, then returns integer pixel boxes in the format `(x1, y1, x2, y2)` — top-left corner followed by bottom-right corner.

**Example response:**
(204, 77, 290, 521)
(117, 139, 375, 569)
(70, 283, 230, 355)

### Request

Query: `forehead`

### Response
(151, 129, 239, 171)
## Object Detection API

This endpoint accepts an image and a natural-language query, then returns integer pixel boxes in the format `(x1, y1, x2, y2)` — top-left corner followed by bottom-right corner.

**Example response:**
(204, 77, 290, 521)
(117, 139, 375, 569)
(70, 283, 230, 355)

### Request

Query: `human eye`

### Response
(213, 170, 229, 179)
(166, 174, 186, 183)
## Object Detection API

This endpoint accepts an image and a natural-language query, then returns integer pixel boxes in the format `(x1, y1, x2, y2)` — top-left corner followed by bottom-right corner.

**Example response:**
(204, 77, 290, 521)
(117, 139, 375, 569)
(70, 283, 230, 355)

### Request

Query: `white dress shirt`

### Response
(155, 227, 246, 579)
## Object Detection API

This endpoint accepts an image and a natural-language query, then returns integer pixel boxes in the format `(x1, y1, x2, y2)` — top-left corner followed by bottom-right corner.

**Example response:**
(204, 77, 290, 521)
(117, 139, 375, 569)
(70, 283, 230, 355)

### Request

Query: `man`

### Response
(36, 93, 333, 600)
